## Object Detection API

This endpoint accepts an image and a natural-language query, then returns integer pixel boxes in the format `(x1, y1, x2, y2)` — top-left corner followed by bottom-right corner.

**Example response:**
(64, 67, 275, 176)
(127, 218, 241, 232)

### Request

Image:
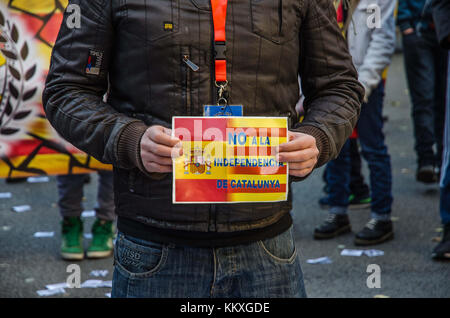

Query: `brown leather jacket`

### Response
(43, 0, 364, 232)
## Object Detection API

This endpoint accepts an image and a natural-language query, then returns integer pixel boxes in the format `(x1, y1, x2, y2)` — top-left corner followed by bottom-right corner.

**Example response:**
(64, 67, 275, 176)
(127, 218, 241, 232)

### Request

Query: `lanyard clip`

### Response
(215, 81, 228, 106)
(214, 41, 227, 60)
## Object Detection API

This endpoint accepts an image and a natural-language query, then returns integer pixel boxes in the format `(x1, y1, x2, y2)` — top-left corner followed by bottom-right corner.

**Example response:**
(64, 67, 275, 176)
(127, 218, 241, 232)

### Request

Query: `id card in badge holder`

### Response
(204, 105, 243, 117)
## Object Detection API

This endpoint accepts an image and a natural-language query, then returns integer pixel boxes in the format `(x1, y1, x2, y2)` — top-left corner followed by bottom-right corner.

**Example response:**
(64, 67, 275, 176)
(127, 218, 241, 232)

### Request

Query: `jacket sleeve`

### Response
(357, 0, 397, 96)
(294, 0, 364, 168)
(42, 0, 149, 170)
(432, 0, 450, 49)
(397, 0, 414, 31)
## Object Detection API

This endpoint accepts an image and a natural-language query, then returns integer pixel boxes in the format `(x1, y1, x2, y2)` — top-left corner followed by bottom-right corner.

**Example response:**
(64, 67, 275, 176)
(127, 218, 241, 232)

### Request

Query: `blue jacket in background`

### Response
(397, 0, 434, 32)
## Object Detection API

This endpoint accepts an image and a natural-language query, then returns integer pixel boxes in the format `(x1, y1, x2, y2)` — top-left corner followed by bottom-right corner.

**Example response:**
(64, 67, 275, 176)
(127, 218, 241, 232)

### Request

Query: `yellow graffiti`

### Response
(2, 0, 69, 13)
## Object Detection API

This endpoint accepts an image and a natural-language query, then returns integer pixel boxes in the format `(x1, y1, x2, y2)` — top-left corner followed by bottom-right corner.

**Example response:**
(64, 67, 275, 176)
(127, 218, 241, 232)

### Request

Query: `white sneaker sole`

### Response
(61, 252, 84, 260)
(86, 250, 113, 259)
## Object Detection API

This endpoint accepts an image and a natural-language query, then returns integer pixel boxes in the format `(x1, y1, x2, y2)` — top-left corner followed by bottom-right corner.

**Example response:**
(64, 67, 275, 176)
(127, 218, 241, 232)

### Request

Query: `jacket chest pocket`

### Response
(250, 0, 301, 44)
(124, 0, 180, 43)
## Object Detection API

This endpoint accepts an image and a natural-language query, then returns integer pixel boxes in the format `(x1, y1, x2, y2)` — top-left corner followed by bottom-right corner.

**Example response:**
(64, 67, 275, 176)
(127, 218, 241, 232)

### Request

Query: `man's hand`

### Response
(140, 125, 183, 173)
(403, 27, 414, 35)
(277, 131, 319, 178)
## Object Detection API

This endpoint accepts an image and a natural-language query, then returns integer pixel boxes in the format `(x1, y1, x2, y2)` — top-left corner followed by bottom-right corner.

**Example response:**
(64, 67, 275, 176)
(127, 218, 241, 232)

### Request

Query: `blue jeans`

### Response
(402, 30, 447, 167)
(111, 226, 306, 298)
(56, 171, 115, 221)
(323, 138, 370, 198)
(440, 52, 450, 226)
(326, 83, 393, 218)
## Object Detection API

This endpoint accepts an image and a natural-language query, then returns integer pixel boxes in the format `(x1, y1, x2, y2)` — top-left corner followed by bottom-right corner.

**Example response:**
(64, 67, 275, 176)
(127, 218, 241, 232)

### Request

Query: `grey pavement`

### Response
(0, 53, 449, 298)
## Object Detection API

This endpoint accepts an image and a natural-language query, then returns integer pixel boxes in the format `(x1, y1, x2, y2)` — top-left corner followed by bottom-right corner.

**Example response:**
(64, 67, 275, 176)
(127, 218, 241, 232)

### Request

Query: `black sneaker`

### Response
(354, 218, 394, 246)
(314, 214, 351, 239)
(432, 224, 450, 260)
(416, 165, 438, 184)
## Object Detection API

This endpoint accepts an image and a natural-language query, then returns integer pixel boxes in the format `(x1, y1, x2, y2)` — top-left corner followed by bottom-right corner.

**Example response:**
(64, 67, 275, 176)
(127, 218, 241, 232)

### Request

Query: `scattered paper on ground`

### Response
(33, 232, 55, 238)
(46, 282, 70, 290)
(27, 176, 50, 183)
(80, 280, 112, 288)
(81, 210, 96, 218)
(0, 192, 12, 199)
(37, 288, 65, 296)
(12, 205, 31, 213)
(307, 257, 332, 264)
(341, 249, 364, 257)
(83, 233, 92, 239)
(364, 249, 384, 257)
(2, 226, 12, 231)
(337, 245, 346, 249)
(25, 278, 35, 284)
(90, 270, 109, 277)
(101, 281, 112, 288)
(341, 249, 384, 257)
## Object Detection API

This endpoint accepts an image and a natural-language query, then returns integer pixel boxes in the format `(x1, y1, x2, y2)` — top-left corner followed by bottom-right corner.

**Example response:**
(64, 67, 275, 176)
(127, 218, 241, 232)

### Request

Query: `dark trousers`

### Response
(402, 30, 447, 167)
(323, 138, 370, 198)
(57, 171, 115, 221)
(326, 83, 393, 217)
(441, 52, 450, 226)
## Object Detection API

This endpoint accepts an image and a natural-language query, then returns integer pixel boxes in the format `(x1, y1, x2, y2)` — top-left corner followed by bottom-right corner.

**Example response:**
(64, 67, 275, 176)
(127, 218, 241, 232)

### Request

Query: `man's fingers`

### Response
(142, 139, 182, 158)
(277, 148, 319, 163)
(278, 134, 314, 153)
(143, 161, 173, 173)
(148, 126, 180, 147)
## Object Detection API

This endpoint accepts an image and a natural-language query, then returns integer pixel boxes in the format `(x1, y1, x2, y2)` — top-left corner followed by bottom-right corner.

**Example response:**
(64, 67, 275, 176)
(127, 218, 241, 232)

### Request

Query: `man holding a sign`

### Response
(44, 0, 364, 297)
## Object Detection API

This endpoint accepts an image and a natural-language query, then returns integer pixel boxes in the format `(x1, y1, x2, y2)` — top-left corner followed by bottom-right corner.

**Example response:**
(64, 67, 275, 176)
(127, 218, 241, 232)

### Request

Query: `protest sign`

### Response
(173, 117, 288, 203)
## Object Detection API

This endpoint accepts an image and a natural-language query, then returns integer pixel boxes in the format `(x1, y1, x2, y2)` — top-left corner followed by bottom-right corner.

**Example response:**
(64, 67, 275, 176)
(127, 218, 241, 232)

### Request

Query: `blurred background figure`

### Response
(320, 137, 372, 211)
(314, 0, 396, 246)
(398, 0, 447, 183)
(431, 0, 450, 260)
(57, 171, 115, 260)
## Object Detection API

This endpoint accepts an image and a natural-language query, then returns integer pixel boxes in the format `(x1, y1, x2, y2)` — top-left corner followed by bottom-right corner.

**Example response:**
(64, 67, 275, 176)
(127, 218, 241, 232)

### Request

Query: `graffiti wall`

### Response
(0, 0, 110, 178)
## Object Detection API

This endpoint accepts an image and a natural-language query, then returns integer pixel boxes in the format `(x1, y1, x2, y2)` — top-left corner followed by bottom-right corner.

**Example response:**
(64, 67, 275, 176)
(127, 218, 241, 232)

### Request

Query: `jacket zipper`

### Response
(181, 49, 199, 115)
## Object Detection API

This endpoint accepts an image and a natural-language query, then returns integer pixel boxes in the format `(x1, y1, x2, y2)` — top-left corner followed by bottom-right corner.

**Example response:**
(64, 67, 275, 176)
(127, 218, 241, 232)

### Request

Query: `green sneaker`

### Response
(348, 194, 372, 210)
(61, 217, 84, 260)
(87, 219, 114, 259)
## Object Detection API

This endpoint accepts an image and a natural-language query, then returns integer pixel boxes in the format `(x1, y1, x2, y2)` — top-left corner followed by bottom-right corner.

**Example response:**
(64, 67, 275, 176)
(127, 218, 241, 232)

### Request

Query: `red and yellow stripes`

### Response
(173, 117, 288, 203)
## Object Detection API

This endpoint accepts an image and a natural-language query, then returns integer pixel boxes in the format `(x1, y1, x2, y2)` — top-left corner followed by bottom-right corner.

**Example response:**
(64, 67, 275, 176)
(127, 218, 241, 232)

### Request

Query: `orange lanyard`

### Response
(211, 0, 228, 103)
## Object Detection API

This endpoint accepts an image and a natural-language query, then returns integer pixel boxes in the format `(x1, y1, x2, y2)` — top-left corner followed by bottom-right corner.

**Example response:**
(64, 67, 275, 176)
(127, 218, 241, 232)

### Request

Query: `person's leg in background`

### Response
(314, 140, 352, 239)
(432, 52, 450, 260)
(432, 33, 448, 171)
(318, 137, 371, 210)
(354, 82, 394, 245)
(402, 31, 439, 183)
(348, 138, 371, 209)
(87, 170, 116, 258)
(57, 174, 88, 260)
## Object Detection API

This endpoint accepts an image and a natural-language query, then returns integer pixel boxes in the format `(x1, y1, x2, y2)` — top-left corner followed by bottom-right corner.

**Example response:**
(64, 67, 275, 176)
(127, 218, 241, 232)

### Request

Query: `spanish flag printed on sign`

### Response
(172, 117, 289, 204)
